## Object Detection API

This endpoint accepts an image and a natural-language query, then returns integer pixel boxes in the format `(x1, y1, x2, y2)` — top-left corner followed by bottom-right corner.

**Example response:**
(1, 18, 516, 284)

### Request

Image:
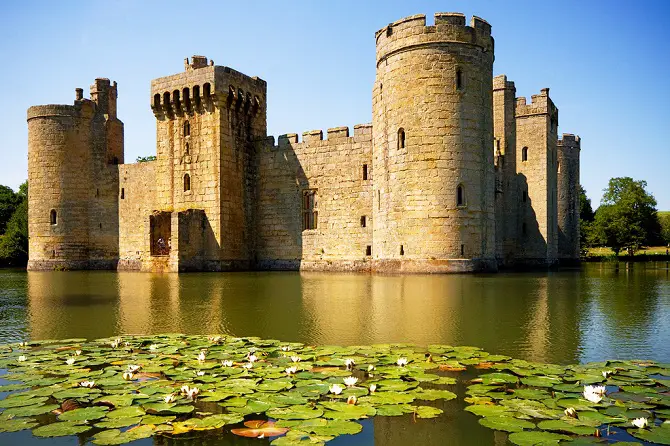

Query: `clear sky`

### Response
(1, 0, 668, 209)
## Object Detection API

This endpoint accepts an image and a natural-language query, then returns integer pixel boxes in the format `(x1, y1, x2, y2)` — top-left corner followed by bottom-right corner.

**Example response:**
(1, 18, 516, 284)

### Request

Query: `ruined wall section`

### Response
(493, 75, 518, 266)
(372, 13, 496, 273)
(256, 125, 373, 271)
(117, 161, 157, 270)
(515, 89, 559, 265)
(557, 133, 580, 261)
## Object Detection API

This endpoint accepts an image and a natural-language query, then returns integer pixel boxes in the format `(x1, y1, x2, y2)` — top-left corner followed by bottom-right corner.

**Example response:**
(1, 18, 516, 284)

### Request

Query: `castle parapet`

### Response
(558, 133, 581, 147)
(375, 13, 494, 66)
(493, 74, 515, 91)
(515, 88, 557, 117)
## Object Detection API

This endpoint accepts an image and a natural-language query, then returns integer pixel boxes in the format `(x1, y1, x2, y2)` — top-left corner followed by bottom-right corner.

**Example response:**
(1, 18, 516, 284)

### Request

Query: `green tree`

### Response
(136, 155, 157, 162)
(591, 177, 661, 255)
(0, 181, 28, 266)
(578, 184, 594, 222)
(659, 212, 670, 245)
(0, 185, 20, 234)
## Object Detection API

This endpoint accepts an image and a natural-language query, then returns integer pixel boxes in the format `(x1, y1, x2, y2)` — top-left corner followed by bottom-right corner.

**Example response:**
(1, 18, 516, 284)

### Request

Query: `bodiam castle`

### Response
(26, 12, 580, 273)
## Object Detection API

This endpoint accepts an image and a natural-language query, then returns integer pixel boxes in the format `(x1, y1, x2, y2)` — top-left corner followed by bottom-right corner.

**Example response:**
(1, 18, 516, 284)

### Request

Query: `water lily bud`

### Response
(397, 357, 408, 367)
(602, 370, 613, 379)
(564, 407, 577, 418)
(180, 385, 190, 395)
(631, 417, 648, 429)
(367, 365, 375, 372)
(281, 346, 291, 352)
(243, 362, 253, 369)
(122, 372, 134, 381)
(291, 356, 301, 363)
(66, 357, 75, 366)
(343, 376, 358, 387)
(79, 381, 95, 388)
(74, 350, 82, 356)
(347, 395, 357, 405)
(149, 344, 158, 351)
(248, 354, 258, 363)
(221, 360, 233, 367)
(17, 355, 26, 362)
(369, 384, 377, 393)
(196, 371, 205, 377)
(127, 365, 141, 373)
(285, 366, 298, 375)
(163, 394, 176, 403)
(197, 351, 206, 362)
(344, 358, 355, 369)
(329, 384, 343, 395)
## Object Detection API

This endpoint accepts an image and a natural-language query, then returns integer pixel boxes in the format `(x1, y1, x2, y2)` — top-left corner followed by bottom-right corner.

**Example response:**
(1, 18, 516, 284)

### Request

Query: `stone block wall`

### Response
(557, 134, 580, 261)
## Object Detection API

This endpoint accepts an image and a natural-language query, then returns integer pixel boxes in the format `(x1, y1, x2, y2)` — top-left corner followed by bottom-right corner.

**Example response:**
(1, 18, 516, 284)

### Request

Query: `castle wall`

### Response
(557, 134, 581, 261)
(515, 90, 559, 265)
(256, 125, 373, 271)
(372, 13, 496, 273)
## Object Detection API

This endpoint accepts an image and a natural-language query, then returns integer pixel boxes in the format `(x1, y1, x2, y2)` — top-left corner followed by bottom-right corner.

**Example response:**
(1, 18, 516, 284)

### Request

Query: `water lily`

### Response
(208, 335, 222, 343)
(583, 385, 603, 403)
(347, 395, 357, 405)
(248, 354, 258, 363)
(126, 364, 141, 373)
(369, 384, 377, 393)
(243, 362, 253, 369)
(602, 370, 613, 378)
(564, 407, 577, 418)
(290, 356, 301, 363)
(344, 358, 355, 369)
(397, 357, 408, 367)
(185, 387, 199, 400)
(163, 393, 176, 404)
(149, 344, 158, 351)
(285, 366, 298, 375)
(79, 380, 95, 388)
(281, 346, 291, 352)
(368, 365, 376, 372)
(196, 371, 205, 377)
(329, 384, 344, 395)
(124, 342, 131, 347)
(19, 341, 28, 348)
(197, 351, 206, 362)
(17, 355, 26, 362)
(74, 350, 82, 356)
(110, 338, 121, 349)
(631, 417, 648, 429)
(221, 360, 234, 367)
(122, 372, 134, 381)
(180, 385, 191, 394)
(343, 376, 359, 387)
(66, 357, 75, 366)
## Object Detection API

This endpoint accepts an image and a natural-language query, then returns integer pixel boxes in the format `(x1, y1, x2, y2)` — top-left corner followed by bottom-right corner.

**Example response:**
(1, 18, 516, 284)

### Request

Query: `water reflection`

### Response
(6, 263, 667, 365)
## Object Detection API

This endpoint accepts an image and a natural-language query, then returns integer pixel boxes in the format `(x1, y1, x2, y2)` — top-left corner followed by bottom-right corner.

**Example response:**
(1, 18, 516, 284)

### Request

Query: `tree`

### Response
(136, 155, 157, 162)
(590, 177, 661, 255)
(0, 185, 20, 234)
(578, 184, 594, 222)
(659, 212, 670, 246)
(0, 181, 28, 266)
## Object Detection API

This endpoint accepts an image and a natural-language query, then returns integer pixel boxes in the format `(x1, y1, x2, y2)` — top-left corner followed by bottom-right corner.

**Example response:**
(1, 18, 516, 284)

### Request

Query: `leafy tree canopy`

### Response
(578, 184, 594, 222)
(0, 181, 28, 266)
(0, 185, 20, 234)
(136, 155, 157, 163)
(659, 212, 670, 246)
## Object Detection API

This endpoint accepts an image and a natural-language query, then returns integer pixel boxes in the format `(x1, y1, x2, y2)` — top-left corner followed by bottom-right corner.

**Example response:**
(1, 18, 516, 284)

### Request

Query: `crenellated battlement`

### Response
(493, 74, 515, 91)
(558, 133, 581, 147)
(267, 124, 372, 151)
(515, 88, 557, 117)
(375, 12, 493, 66)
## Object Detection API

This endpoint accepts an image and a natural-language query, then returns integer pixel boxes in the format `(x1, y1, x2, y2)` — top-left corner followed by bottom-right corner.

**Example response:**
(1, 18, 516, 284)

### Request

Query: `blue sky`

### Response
(1, 0, 668, 209)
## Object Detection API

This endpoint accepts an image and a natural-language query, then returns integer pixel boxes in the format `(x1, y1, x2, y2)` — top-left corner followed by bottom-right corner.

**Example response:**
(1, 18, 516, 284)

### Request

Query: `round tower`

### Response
(372, 13, 496, 272)
(27, 97, 95, 270)
(557, 134, 581, 262)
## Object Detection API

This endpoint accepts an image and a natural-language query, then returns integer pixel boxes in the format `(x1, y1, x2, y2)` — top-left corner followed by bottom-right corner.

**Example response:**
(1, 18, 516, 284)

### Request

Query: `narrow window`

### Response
(120, 188, 125, 199)
(397, 128, 405, 149)
(99, 223, 102, 229)
(457, 184, 465, 206)
(50, 209, 57, 225)
(460, 244, 465, 257)
(360, 216, 366, 228)
(184, 173, 191, 192)
(456, 68, 463, 90)
(95, 188, 99, 198)
(185, 142, 190, 155)
(522, 190, 527, 202)
(366, 245, 372, 256)
(362, 164, 368, 180)
(522, 147, 528, 162)
(400, 245, 404, 256)
(302, 189, 318, 230)
(184, 120, 190, 137)
(153, 94, 160, 108)
(377, 190, 381, 210)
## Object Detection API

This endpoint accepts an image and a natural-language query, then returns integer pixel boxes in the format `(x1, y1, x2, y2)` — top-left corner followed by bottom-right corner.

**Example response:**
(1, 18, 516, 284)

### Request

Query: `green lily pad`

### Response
(0, 417, 39, 433)
(414, 405, 443, 419)
(4, 403, 59, 417)
(412, 389, 457, 401)
(267, 405, 324, 420)
(465, 404, 512, 417)
(95, 416, 143, 428)
(58, 406, 109, 422)
(32, 421, 91, 437)
(91, 425, 155, 445)
(479, 416, 535, 432)
(537, 419, 598, 435)
(507, 430, 571, 445)
(0, 396, 48, 408)
(628, 425, 670, 445)
(376, 404, 415, 416)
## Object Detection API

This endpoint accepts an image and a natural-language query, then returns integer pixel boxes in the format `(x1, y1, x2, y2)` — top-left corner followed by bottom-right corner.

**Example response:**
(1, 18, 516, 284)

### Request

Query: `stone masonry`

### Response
(26, 13, 581, 273)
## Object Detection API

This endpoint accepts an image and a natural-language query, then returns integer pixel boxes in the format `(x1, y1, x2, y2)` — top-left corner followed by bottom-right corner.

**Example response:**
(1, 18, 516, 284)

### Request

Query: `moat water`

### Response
(1, 263, 669, 445)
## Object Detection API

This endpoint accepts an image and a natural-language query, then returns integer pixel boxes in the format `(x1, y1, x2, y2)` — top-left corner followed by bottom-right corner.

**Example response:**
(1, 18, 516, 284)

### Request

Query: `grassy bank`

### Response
(584, 246, 670, 261)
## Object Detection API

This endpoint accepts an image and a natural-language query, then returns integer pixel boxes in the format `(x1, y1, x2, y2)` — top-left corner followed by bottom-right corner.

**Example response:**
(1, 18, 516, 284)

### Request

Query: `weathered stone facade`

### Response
(27, 13, 581, 273)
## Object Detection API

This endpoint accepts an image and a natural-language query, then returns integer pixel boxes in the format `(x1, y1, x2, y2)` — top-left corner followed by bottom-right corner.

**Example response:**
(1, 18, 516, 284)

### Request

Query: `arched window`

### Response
(397, 128, 405, 149)
(153, 94, 160, 108)
(184, 173, 191, 192)
(50, 209, 57, 225)
(457, 184, 465, 206)
(183, 120, 190, 137)
(522, 147, 528, 162)
(456, 68, 463, 90)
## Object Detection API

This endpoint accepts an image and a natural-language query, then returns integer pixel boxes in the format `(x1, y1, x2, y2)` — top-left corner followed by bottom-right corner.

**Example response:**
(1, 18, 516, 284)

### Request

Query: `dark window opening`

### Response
(457, 184, 464, 206)
(150, 211, 171, 256)
(522, 146, 528, 162)
(377, 190, 381, 210)
(95, 188, 99, 198)
(184, 120, 190, 137)
(50, 209, 57, 225)
(183, 88, 191, 111)
(362, 164, 368, 180)
(398, 128, 405, 149)
(360, 216, 366, 228)
(184, 173, 191, 192)
(461, 244, 465, 257)
(193, 85, 201, 107)
(400, 245, 404, 256)
(153, 94, 160, 108)
(366, 245, 372, 256)
(121, 188, 125, 199)
(203, 83, 211, 99)
(111, 156, 119, 165)
(456, 68, 463, 90)
(99, 223, 102, 229)
(302, 189, 318, 230)
(185, 142, 190, 155)
(163, 92, 170, 108)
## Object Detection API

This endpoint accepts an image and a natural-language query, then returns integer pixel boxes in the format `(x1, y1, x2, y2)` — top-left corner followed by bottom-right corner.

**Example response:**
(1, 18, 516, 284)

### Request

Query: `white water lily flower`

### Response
(126, 364, 141, 373)
(281, 346, 291, 352)
(163, 393, 176, 404)
(149, 344, 158, 351)
(243, 362, 253, 369)
(248, 354, 258, 363)
(347, 395, 357, 405)
(291, 356, 301, 363)
(66, 357, 75, 366)
(329, 384, 344, 395)
(180, 385, 191, 394)
(368, 365, 376, 372)
(110, 338, 121, 349)
(564, 407, 577, 418)
(124, 342, 131, 347)
(397, 357, 408, 367)
(631, 417, 648, 429)
(79, 381, 95, 388)
(19, 341, 28, 348)
(196, 371, 205, 377)
(583, 386, 603, 404)
(344, 358, 355, 369)
(221, 360, 233, 367)
(285, 366, 298, 375)
(17, 355, 26, 362)
(185, 387, 199, 400)
(343, 376, 359, 387)
(197, 351, 206, 362)
(602, 370, 613, 378)
(369, 384, 377, 393)
(122, 372, 134, 381)
(74, 350, 82, 356)
(584, 385, 606, 396)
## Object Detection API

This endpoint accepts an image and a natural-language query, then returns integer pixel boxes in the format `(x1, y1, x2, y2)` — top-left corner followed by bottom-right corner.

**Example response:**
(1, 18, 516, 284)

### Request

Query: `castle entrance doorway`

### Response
(150, 211, 171, 256)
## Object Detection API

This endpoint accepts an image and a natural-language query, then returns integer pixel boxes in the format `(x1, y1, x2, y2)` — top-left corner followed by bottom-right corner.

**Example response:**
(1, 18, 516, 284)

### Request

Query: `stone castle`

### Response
(27, 13, 580, 273)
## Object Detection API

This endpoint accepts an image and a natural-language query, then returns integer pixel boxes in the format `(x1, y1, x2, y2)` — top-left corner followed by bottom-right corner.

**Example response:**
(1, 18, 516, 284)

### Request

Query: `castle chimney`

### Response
(540, 88, 550, 95)
(75, 88, 83, 101)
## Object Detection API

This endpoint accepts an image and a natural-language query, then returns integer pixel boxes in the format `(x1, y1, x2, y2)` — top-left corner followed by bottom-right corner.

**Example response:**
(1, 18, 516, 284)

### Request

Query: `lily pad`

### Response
(414, 406, 443, 419)
(32, 421, 91, 437)
(507, 430, 571, 445)
(0, 417, 39, 433)
(58, 406, 109, 422)
(267, 405, 324, 420)
(479, 416, 535, 432)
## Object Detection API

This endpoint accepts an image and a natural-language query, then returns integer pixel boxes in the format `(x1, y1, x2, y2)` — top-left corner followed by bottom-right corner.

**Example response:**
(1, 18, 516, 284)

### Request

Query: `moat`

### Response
(1, 263, 669, 445)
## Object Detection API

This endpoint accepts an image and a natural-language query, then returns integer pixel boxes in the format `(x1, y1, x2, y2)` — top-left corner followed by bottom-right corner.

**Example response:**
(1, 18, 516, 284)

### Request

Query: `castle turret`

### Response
(372, 13, 496, 272)
(557, 133, 581, 262)
(27, 79, 123, 270)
